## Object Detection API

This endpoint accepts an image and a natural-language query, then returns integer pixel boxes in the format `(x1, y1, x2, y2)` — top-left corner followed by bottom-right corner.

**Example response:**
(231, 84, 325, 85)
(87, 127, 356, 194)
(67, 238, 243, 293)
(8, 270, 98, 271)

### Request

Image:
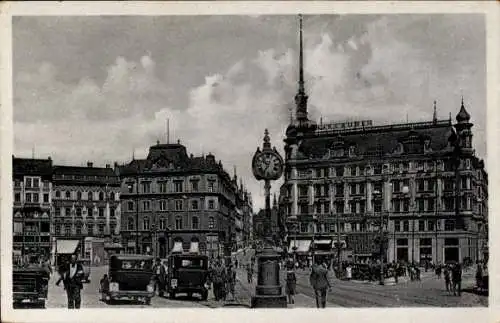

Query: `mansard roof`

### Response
(12, 157, 52, 180)
(295, 119, 454, 161)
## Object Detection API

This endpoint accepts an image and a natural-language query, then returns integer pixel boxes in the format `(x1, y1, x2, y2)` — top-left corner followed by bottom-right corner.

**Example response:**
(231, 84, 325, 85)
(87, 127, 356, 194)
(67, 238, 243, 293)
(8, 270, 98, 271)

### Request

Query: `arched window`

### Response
(77, 191, 82, 200)
(127, 217, 135, 231)
(99, 192, 105, 201)
(192, 216, 199, 230)
(88, 191, 93, 200)
(109, 192, 115, 201)
(208, 216, 215, 229)
(65, 191, 71, 199)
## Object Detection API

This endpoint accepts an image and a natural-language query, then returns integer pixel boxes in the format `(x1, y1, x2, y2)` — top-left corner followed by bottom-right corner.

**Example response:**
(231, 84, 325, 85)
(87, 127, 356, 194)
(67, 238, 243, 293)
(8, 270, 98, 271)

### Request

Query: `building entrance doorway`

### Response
(444, 247, 459, 263)
(397, 248, 408, 262)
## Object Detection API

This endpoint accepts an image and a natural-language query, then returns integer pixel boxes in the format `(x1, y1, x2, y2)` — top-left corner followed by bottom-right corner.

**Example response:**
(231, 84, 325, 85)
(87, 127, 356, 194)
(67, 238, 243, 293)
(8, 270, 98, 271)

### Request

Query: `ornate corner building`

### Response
(281, 16, 488, 266)
(117, 141, 253, 259)
(13, 157, 53, 262)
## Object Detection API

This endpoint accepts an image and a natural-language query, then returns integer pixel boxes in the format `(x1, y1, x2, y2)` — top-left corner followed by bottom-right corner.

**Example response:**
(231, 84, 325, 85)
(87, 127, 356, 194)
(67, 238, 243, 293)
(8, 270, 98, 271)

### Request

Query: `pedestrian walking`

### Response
(394, 263, 399, 284)
(213, 262, 226, 301)
(226, 264, 236, 301)
(309, 260, 331, 308)
(475, 262, 483, 291)
(452, 263, 462, 296)
(436, 265, 442, 279)
(415, 266, 421, 281)
(152, 258, 166, 297)
(57, 253, 84, 309)
(345, 264, 352, 281)
(285, 263, 297, 304)
(443, 265, 451, 292)
(99, 274, 109, 301)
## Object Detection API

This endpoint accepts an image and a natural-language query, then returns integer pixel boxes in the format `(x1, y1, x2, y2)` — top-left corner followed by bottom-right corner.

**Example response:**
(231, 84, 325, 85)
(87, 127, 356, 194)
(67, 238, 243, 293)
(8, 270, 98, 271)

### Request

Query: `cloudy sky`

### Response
(13, 14, 486, 211)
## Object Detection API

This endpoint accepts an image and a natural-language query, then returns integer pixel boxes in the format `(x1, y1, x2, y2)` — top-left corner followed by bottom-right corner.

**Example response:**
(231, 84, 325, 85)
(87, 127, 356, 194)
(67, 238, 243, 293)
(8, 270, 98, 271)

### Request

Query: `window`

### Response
(428, 198, 435, 211)
(394, 221, 401, 232)
(159, 200, 168, 211)
(373, 200, 382, 213)
(65, 207, 71, 217)
(420, 238, 432, 246)
(127, 183, 134, 193)
(87, 191, 93, 200)
(393, 180, 401, 192)
(192, 216, 199, 229)
(128, 201, 134, 211)
(403, 199, 409, 212)
(76, 224, 82, 235)
(444, 198, 454, 211)
(174, 181, 183, 193)
(417, 199, 425, 212)
(208, 181, 215, 192)
(55, 225, 61, 235)
(159, 218, 166, 230)
(55, 190, 61, 198)
(335, 184, 344, 197)
(428, 220, 435, 231)
(175, 216, 183, 230)
(108, 192, 114, 201)
(335, 166, 344, 177)
(397, 238, 408, 246)
(393, 200, 401, 212)
(175, 200, 183, 211)
(55, 207, 61, 217)
(141, 182, 151, 194)
(87, 224, 94, 235)
(99, 207, 105, 217)
(403, 220, 409, 232)
(14, 193, 21, 202)
(428, 179, 436, 192)
(208, 216, 215, 229)
(110, 208, 115, 218)
(99, 192, 105, 200)
(192, 200, 199, 210)
(191, 180, 199, 192)
(25, 177, 32, 188)
(417, 179, 425, 192)
(335, 202, 344, 214)
(373, 182, 382, 194)
(127, 218, 134, 230)
(77, 191, 82, 200)
(300, 222, 308, 233)
(143, 218, 150, 230)
(32, 193, 39, 203)
(65, 224, 72, 235)
(208, 200, 215, 210)
(43, 194, 49, 203)
(98, 224, 105, 234)
(298, 185, 308, 197)
(143, 201, 151, 211)
(33, 178, 40, 188)
(349, 202, 356, 213)
(373, 164, 382, 175)
(300, 204, 308, 214)
(419, 220, 425, 231)
(76, 207, 82, 217)
(444, 219, 455, 231)
(157, 181, 167, 193)
(110, 224, 116, 235)
(350, 184, 356, 195)
(315, 203, 322, 214)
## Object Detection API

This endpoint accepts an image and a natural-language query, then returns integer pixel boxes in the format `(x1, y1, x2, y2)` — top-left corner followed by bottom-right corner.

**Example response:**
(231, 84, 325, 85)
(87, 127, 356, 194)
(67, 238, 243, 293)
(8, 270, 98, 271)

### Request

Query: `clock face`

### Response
(254, 152, 283, 179)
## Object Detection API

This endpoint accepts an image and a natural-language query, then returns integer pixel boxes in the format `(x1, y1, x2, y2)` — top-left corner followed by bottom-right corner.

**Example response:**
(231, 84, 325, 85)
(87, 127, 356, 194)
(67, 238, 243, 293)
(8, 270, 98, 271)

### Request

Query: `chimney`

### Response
(87, 162, 93, 168)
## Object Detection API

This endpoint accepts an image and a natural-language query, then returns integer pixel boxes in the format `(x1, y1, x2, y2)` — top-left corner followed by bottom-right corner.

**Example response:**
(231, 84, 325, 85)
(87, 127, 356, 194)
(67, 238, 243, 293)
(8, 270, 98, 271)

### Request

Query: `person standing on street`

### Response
(345, 264, 352, 281)
(226, 264, 236, 301)
(285, 261, 297, 304)
(310, 260, 331, 308)
(443, 265, 451, 293)
(452, 263, 462, 296)
(57, 253, 84, 309)
(152, 258, 166, 297)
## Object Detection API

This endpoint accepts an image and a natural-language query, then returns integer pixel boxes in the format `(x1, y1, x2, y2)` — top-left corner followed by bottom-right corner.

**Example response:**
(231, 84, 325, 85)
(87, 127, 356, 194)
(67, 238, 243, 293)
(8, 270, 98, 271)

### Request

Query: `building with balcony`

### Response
(13, 157, 53, 262)
(281, 17, 488, 266)
(51, 162, 121, 263)
(117, 141, 251, 260)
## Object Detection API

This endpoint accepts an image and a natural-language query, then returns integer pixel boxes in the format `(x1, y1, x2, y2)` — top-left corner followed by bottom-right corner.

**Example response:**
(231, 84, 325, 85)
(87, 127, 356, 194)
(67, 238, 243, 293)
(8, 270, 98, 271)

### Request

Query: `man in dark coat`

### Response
(452, 263, 462, 296)
(153, 258, 167, 296)
(310, 260, 331, 308)
(57, 253, 84, 309)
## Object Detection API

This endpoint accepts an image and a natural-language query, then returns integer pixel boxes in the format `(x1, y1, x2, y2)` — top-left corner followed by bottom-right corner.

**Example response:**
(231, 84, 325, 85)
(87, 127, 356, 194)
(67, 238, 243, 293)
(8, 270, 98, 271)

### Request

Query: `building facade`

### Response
(13, 157, 53, 263)
(282, 18, 488, 266)
(118, 141, 251, 259)
(51, 162, 121, 263)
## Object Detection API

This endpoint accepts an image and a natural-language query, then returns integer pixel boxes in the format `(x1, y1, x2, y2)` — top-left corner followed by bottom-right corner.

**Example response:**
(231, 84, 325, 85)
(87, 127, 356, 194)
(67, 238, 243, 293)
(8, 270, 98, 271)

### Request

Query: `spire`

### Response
(456, 96, 471, 123)
(295, 14, 309, 122)
(132, 148, 135, 161)
(432, 100, 437, 124)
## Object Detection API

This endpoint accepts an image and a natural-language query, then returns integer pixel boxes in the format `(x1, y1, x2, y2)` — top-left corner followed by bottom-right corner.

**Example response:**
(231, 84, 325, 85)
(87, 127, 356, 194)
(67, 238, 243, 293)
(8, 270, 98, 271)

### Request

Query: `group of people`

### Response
(436, 262, 463, 296)
(207, 260, 238, 302)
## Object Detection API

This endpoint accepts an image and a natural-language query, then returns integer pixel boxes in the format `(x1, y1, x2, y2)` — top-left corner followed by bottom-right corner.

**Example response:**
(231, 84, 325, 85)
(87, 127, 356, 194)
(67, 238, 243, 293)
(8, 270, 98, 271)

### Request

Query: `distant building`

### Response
(51, 162, 121, 264)
(117, 141, 251, 259)
(282, 18, 488, 265)
(253, 196, 281, 245)
(12, 157, 53, 263)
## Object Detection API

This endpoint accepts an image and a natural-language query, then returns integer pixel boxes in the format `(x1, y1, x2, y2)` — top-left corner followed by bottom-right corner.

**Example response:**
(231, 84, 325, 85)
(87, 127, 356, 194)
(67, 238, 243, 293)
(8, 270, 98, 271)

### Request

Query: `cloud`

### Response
(14, 15, 486, 210)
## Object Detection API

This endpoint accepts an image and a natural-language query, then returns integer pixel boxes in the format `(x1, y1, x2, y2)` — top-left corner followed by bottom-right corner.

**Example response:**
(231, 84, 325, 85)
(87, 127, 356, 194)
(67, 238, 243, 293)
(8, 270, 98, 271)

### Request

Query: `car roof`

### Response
(111, 254, 155, 260)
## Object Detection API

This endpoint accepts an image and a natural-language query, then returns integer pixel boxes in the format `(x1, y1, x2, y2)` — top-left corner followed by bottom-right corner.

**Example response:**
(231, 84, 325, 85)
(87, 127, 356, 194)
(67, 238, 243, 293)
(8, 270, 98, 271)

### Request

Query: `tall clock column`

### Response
(251, 129, 287, 308)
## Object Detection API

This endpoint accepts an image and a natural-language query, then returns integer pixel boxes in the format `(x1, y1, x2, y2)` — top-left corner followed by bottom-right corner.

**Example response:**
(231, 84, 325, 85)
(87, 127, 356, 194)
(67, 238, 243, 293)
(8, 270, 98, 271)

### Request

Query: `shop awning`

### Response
(189, 242, 199, 254)
(172, 241, 183, 253)
(314, 239, 332, 245)
(288, 240, 312, 253)
(55, 240, 80, 254)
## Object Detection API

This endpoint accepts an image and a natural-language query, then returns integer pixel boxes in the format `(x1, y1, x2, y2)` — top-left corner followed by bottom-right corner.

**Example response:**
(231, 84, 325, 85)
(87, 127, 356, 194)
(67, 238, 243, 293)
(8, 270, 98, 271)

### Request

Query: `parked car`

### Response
(166, 253, 209, 300)
(13, 265, 50, 308)
(100, 254, 155, 305)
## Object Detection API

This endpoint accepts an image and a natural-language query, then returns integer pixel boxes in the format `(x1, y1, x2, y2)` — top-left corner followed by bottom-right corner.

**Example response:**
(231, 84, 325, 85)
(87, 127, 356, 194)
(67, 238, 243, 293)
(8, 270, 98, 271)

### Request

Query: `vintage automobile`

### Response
(80, 258, 91, 283)
(101, 254, 155, 305)
(166, 253, 209, 300)
(13, 265, 50, 308)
